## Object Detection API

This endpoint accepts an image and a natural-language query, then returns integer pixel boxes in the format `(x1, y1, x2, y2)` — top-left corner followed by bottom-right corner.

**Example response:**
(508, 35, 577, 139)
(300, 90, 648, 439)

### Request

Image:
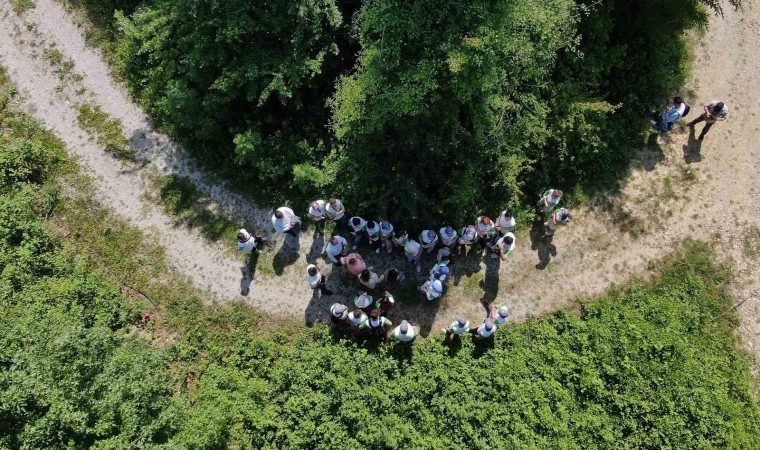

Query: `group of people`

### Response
(651, 97, 728, 140)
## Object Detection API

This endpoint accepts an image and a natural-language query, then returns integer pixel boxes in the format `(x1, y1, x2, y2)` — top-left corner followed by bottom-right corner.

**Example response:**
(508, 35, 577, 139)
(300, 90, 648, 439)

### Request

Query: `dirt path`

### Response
(1, 0, 759, 352)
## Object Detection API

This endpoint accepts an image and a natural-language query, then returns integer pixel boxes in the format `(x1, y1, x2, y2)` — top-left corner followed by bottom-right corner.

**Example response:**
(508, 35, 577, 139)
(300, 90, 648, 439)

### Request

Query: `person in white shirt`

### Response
(348, 308, 367, 327)
(495, 209, 516, 235)
(476, 216, 495, 250)
(379, 221, 394, 254)
(325, 198, 348, 232)
(326, 235, 348, 265)
(537, 189, 563, 215)
(392, 320, 416, 342)
(393, 228, 409, 249)
(236, 228, 259, 254)
(471, 318, 496, 338)
(308, 200, 327, 235)
(272, 206, 300, 237)
(420, 278, 443, 301)
(306, 264, 333, 295)
(491, 304, 509, 326)
(439, 226, 458, 248)
(458, 225, 478, 253)
(490, 232, 515, 260)
(366, 220, 382, 254)
(544, 208, 571, 237)
(404, 240, 423, 273)
(359, 269, 384, 290)
(443, 316, 470, 337)
(419, 229, 439, 254)
(349, 216, 367, 250)
(329, 303, 349, 326)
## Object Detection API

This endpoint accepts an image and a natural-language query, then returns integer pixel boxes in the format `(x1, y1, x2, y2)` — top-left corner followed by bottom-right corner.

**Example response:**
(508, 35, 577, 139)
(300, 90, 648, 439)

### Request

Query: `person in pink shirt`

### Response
(342, 253, 367, 277)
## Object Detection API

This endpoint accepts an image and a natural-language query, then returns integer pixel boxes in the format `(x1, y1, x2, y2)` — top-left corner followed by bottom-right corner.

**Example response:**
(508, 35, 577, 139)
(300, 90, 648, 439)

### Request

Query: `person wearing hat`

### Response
(475, 216, 495, 250)
(471, 318, 497, 338)
(495, 209, 516, 235)
(491, 232, 516, 260)
(272, 206, 300, 237)
(237, 228, 260, 254)
(325, 198, 348, 232)
(366, 220, 382, 254)
(359, 268, 384, 289)
(392, 320, 417, 342)
(348, 216, 367, 250)
(359, 309, 392, 338)
(544, 208, 571, 237)
(436, 247, 452, 264)
(443, 316, 470, 337)
(392, 227, 409, 249)
(420, 278, 444, 301)
(439, 226, 458, 248)
(375, 291, 396, 316)
(419, 229, 439, 254)
(326, 234, 348, 265)
(491, 304, 509, 326)
(537, 189, 563, 215)
(457, 225, 478, 253)
(348, 308, 368, 327)
(307, 200, 327, 235)
(343, 253, 367, 277)
(329, 303, 349, 326)
(306, 264, 333, 295)
(379, 221, 395, 254)
(404, 240, 424, 273)
(687, 100, 728, 140)
(353, 291, 375, 310)
(430, 261, 450, 282)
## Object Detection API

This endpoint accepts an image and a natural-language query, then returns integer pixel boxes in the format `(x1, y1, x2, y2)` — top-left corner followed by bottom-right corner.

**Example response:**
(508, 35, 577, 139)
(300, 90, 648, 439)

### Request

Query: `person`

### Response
(491, 232, 516, 260)
(420, 278, 443, 301)
(491, 304, 509, 326)
(404, 240, 423, 273)
(308, 200, 327, 235)
(306, 264, 333, 295)
(325, 198, 348, 231)
(359, 268, 384, 289)
(436, 247, 452, 264)
(439, 226, 458, 248)
(353, 291, 375, 310)
(475, 216, 495, 250)
(348, 216, 367, 250)
(457, 224, 478, 252)
(379, 221, 395, 254)
(344, 253, 367, 277)
(393, 228, 409, 249)
(471, 318, 497, 338)
(495, 209, 516, 235)
(537, 189, 563, 215)
(326, 235, 348, 265)
(348, 308, 368, 327)
(544, 208, 571, 236)
(359, 309, 392, 338)
(375, 291, 396, 316)
(391, 320, 416, 342)
(419, 230, 439, 254)
(366, 221, 382, 254)
(650, 96, 688, 132)
(236, 228, 260, 254)
(687, 100, 728, 140)
(430, 261, 450, 282)
(443, 316, 470, 337)
(329, 303, 349, 326)
(272, 206, 300, 237)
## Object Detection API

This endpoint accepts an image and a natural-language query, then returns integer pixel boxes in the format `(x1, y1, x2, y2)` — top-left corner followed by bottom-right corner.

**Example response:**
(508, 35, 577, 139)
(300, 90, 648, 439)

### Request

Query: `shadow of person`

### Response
(480, 255, 500, 306)
(272, 234, 300, 276)
(529, 217, 556, 269)
(471, 333, 495, 358)
(452, 245, 480, 287)
(638, 133, 665, 171)
(306, 229, 325, 264)
(240, 250, 260, 296)
(683, 124, 703, 163)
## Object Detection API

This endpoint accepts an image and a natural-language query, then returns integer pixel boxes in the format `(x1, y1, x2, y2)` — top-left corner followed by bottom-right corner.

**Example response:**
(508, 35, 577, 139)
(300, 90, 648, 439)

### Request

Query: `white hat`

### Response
(405, 241, 421, 254)
(400, 320, 410, 334)
(431, 280, 443, 294)
(497, 306, 509, 318)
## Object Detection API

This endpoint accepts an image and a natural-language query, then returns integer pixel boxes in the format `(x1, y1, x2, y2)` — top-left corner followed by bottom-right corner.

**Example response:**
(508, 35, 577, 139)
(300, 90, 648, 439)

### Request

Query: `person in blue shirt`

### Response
(651, 96, 687, 132)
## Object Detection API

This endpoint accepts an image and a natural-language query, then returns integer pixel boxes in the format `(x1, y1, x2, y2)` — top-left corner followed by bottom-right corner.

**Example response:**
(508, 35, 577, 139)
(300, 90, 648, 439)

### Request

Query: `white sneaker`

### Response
(416, 266, 421, 273)
(376, 248, 380, 254)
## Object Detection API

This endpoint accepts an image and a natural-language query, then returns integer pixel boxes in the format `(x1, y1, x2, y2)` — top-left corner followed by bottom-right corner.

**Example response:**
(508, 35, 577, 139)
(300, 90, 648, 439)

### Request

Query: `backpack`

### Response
(682, 102, 690, 118)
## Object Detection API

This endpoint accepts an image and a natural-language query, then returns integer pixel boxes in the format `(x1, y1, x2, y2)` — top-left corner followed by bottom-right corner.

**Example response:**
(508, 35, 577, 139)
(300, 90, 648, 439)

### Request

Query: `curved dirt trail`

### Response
(1, 1, 759, 350)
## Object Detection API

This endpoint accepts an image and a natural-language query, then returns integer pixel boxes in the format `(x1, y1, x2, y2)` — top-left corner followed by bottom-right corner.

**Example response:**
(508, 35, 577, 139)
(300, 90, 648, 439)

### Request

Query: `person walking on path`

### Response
(366, 221, 382, 254)
(391, 320, 417, 342)
(439, 226, 458, 249)
(404, 240, 423, 273)
(470, 318, 497, 338)
(329, 303, 349, 326)
(537, 189, 563, 215)
(308, 200, 327, 235)
(476, 216, 496, 250)
(457, 225, 478, 253)
(348, 308, 368, 327)
(393, 228, 409, 249)
(443, 316, 470, 337)
(490, 232, 516, 260)
(272, 206, 300, 237)
(359, 309, 392, 338)
(326, 235, 348, 265)
(380, 221, 395, 254)
(326, 198, 348, 232)
(306, 264, 333, 295)
(420, 229, 439, 254)
(687, 100, 728, 140)
(343, 253, 367, 277)
(420, 278, 444, 301)
(490, 304, 509, 326)
(544, 208, 571, 237)
(495, 209, 516, 235)
(349, 216, 368, 250)
(237, 228, 260, 254)
(359, 268, 384, 289)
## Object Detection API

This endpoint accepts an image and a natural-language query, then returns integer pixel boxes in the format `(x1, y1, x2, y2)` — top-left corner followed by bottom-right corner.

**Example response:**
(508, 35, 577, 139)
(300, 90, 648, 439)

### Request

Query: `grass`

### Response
(76, 104, 134, 160)
(11, 0, 35, 14)
(743, 225, 760, 259)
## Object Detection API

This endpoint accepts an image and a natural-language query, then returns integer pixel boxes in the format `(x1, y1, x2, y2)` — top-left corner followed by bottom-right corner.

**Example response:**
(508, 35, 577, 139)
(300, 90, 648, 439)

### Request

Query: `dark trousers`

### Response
(315, 278, 332, 295)
(688, 113, 714, 138)
(352, 231, 366, 249)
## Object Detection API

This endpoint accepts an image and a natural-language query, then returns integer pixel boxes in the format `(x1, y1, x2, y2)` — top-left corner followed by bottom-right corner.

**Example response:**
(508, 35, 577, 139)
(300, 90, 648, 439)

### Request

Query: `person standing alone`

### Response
(688, 100, 728, 140)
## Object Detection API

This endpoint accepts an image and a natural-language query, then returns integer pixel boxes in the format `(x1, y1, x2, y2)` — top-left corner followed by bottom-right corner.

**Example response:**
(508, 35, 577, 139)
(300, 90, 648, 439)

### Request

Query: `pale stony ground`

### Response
(0, 0, 758, 363)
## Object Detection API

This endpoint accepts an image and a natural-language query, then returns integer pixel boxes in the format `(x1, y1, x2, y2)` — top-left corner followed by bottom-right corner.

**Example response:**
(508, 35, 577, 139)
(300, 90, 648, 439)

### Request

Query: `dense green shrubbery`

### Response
(2, 78, 760, 447)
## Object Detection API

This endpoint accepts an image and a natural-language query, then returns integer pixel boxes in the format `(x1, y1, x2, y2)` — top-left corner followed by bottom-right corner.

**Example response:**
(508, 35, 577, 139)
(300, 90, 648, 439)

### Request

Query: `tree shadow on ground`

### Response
(683, 124, 703, 163)
(530, 218, 557, 270)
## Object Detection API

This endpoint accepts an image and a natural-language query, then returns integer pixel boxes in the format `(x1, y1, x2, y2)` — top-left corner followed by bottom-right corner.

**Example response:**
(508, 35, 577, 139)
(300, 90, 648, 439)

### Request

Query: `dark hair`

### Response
(714, 101, 724, 112)
(367, 220, 377, 229)
(673, 96, 683, 104)
(360, 270, 370, 281)
(395, 228, 406, 237)
(348, 257, 357, 265)
(353, 308, 364, 317)
(370, 309, 381, 319)
(351, 217, 361, 226)
(237, 232, 247, 242)
(307, 266, 317, 276)
(328, 197, 337, 203)
(504, 236, 514, 245)
(386, 268, 399, 282)
(274, 210, 284, 219)
(330, 235, 339, 243)
(504, 209, 513, 217)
